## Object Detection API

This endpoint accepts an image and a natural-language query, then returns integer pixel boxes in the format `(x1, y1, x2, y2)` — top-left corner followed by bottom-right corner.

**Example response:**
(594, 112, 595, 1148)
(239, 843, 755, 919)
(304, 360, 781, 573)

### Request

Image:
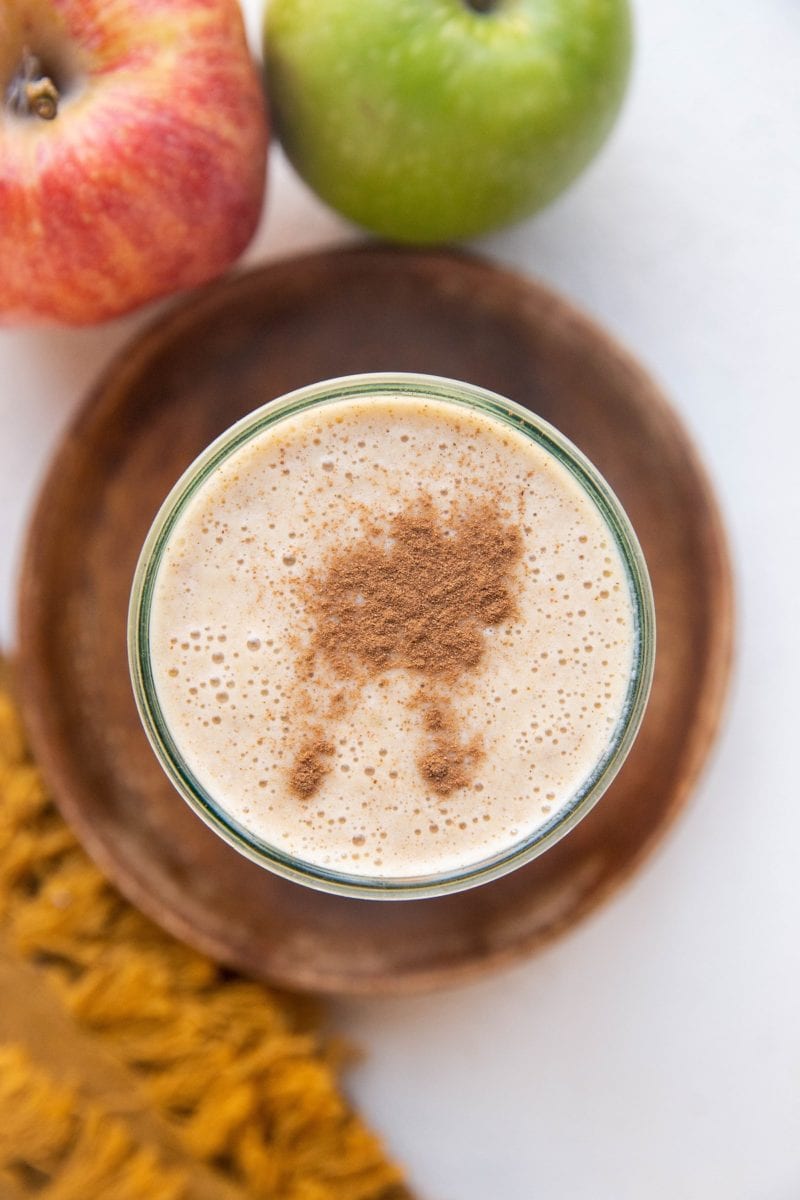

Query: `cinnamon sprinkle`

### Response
(288, 735, 335, 799)
(287, 494, 523, 799)
(307, 495, 521, 679)
(418, 700, 484, 797)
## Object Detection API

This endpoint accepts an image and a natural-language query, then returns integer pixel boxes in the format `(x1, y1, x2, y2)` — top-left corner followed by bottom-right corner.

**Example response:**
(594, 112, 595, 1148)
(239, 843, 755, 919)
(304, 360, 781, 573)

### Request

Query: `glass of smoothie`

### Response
(128, 374, 655, 899)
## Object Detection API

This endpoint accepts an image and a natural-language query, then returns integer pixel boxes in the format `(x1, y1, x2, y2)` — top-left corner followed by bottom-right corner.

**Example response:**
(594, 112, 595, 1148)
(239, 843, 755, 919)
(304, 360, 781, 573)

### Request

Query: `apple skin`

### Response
(264, 0, 631, 244)
(0, 0, 268, 325)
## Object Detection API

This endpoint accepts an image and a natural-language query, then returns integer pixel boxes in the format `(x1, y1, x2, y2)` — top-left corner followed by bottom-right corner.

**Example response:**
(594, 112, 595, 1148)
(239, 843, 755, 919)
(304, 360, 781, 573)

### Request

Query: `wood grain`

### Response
(16, 246, 734, 995)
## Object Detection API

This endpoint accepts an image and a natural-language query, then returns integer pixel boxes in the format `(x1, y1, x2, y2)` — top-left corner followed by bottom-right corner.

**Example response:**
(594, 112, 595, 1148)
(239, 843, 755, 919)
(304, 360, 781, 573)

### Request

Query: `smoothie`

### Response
(136, 379, 649, 889)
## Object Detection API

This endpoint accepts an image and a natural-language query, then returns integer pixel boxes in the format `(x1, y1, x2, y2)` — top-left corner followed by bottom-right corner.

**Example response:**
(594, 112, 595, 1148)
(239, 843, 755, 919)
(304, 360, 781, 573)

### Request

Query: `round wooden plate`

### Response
(17, 247, 733, 995)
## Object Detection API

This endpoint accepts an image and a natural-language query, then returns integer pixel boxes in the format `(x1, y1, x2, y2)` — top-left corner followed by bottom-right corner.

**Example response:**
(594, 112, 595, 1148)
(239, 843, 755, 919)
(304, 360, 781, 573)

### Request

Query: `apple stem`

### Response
(464, 0, 498, 11)
(5, 48, 60, 121)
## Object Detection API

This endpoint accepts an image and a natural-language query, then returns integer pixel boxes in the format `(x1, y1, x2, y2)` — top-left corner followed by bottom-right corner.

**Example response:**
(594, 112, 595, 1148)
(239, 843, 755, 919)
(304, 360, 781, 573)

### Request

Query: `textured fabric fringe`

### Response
(0, 1046, 186, 1200)
(0, 680, 407, 1200)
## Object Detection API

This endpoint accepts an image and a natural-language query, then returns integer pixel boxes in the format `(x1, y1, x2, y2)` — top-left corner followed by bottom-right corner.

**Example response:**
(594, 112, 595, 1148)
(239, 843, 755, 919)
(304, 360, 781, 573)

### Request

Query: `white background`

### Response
(2, 1, 799, 1197)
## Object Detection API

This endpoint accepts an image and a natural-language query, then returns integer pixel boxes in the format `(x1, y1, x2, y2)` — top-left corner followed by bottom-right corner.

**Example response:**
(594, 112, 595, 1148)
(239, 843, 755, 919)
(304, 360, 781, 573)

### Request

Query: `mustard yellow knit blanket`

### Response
(0, 669, 407, 1200)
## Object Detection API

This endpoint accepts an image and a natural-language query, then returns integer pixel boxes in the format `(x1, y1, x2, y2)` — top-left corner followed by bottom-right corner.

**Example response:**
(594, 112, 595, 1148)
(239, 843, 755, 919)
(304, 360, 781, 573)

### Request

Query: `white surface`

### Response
(1, 1, 798, 1197)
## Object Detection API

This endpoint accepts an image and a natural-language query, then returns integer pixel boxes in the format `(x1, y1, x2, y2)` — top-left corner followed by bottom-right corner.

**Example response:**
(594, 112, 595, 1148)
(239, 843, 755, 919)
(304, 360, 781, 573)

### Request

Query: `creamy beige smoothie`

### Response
(139, 381, 646, 886)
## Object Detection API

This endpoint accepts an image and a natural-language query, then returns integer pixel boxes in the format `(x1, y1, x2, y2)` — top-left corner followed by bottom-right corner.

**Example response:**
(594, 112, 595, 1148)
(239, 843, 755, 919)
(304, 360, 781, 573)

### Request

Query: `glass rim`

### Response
(128, 372, 656, 901)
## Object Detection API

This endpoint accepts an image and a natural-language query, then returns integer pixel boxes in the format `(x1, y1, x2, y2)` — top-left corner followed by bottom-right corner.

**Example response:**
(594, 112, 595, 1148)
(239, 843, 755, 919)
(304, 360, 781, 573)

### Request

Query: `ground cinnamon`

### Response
(417, 699, 485, 797)
(289, 735, 335, 798)
(288, 494, 523, 798)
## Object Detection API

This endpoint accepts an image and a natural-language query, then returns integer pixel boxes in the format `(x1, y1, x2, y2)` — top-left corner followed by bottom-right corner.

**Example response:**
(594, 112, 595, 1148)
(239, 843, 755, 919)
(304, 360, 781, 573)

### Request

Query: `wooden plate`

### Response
(16, 247, 733, 995)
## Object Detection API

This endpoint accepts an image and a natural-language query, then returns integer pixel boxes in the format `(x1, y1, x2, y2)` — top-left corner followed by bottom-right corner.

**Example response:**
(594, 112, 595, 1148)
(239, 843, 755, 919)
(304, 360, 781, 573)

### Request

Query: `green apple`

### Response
(264, 0, 632, 243)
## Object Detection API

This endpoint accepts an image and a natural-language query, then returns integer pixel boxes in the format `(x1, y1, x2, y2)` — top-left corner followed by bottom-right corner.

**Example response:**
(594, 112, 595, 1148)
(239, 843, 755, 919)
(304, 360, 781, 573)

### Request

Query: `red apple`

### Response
(0, 0, 268, 325)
